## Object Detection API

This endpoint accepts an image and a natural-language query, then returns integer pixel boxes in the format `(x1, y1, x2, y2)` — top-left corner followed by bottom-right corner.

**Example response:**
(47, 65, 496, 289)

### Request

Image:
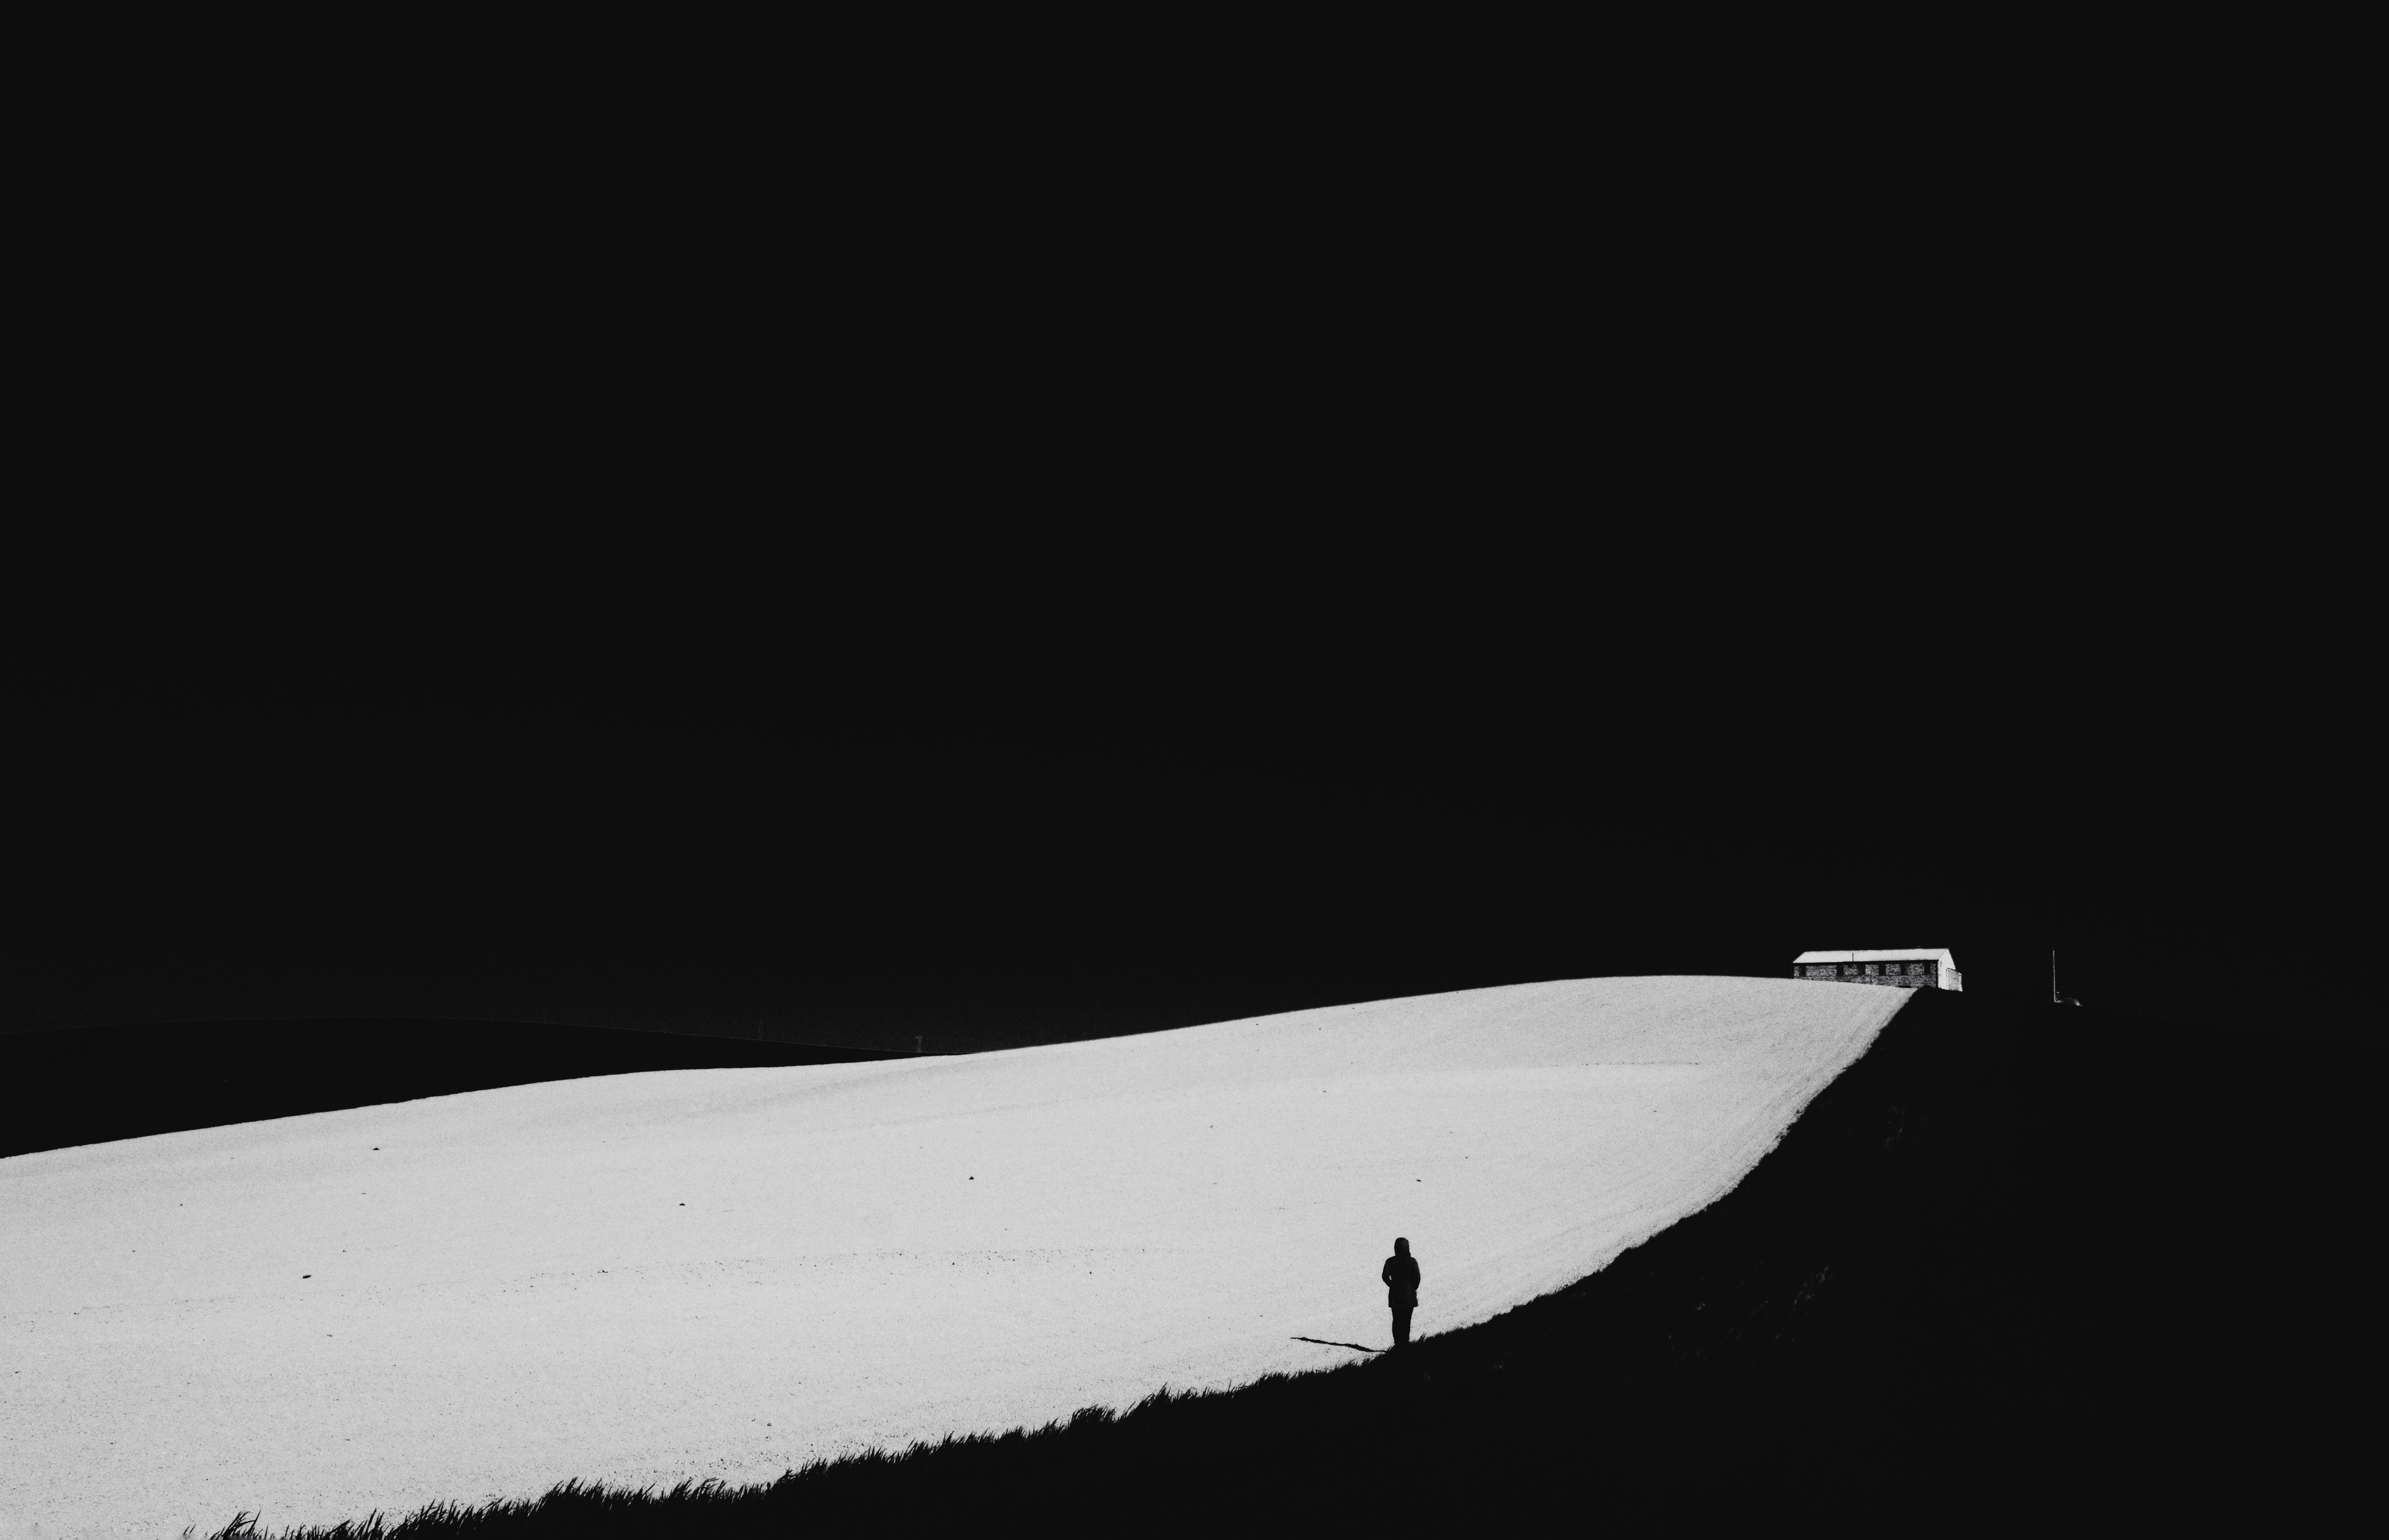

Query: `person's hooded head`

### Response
(1393, 1237, 1410, 1257)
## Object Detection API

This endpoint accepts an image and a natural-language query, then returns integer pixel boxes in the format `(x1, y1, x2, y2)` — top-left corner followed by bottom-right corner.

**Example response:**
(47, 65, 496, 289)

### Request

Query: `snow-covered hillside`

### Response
(0, 976, 1907, 1537)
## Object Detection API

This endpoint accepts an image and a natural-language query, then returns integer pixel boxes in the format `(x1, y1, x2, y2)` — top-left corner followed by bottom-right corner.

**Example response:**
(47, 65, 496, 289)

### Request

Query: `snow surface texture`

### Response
(2, 976, 1908, 1538)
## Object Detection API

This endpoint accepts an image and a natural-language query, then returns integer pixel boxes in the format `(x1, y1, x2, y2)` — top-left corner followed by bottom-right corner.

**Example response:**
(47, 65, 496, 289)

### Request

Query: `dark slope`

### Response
(2033, 995, 2373, 1533)
(0, 1018, 904, 1160)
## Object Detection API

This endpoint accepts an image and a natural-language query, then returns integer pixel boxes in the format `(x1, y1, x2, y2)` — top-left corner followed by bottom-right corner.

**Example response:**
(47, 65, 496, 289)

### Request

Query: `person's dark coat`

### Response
(1381, 1240, 1420, 1308)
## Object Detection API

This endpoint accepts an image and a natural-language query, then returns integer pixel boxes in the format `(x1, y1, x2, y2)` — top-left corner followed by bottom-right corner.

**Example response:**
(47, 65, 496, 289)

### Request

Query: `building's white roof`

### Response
(1793, 948, 1959, 968)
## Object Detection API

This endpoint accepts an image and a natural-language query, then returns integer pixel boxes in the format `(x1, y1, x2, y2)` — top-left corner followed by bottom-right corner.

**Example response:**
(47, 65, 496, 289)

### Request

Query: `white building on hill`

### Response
(1793, 948, 1962, 991)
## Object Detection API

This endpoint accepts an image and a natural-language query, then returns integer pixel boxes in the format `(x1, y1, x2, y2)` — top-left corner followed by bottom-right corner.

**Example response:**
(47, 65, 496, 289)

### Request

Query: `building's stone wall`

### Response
(1797, 959, 1942, 988)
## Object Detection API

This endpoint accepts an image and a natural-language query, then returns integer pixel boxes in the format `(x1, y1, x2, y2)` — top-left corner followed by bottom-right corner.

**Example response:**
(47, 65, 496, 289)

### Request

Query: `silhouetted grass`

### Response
(184, 989, 2367, 1535)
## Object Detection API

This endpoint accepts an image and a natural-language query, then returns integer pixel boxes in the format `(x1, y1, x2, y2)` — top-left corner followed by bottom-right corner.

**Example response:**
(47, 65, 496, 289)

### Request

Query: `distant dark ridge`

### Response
(182, 989, 2061, 1535)
(0, 1019, 907, 1160)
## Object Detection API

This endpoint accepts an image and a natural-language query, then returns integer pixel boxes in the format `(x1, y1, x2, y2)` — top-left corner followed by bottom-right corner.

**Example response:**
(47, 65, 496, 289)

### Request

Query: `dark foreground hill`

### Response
(168, 987, 2367, 1535)
(1, 1018, 905, 1160)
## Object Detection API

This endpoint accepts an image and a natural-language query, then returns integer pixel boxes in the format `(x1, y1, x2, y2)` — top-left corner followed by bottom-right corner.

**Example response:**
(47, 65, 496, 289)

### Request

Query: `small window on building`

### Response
(1864, 963, 1879, 976)
(1909, 961, 1926, 976)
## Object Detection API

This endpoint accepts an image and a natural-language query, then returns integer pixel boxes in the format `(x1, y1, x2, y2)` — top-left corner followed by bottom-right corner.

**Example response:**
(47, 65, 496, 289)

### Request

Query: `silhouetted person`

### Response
(1381, 1237, 1419, 1348)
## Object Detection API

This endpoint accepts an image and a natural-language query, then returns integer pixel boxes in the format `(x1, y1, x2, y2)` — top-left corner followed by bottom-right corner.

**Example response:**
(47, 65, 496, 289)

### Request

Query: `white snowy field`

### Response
(1, 976, 1908, 1538)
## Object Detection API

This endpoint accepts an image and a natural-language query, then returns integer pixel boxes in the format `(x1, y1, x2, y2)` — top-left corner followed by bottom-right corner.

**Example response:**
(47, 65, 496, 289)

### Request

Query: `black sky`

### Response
(12, 127, 2355, 1048)
(8, 520, 2352, 1051)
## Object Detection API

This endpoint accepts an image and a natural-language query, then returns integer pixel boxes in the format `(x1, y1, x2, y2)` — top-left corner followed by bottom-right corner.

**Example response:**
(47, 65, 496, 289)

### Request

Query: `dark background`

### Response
(7, 73, 2363, 1536)
(9, 95, 2357, 1057)
(5, 560, 2355, 1055)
